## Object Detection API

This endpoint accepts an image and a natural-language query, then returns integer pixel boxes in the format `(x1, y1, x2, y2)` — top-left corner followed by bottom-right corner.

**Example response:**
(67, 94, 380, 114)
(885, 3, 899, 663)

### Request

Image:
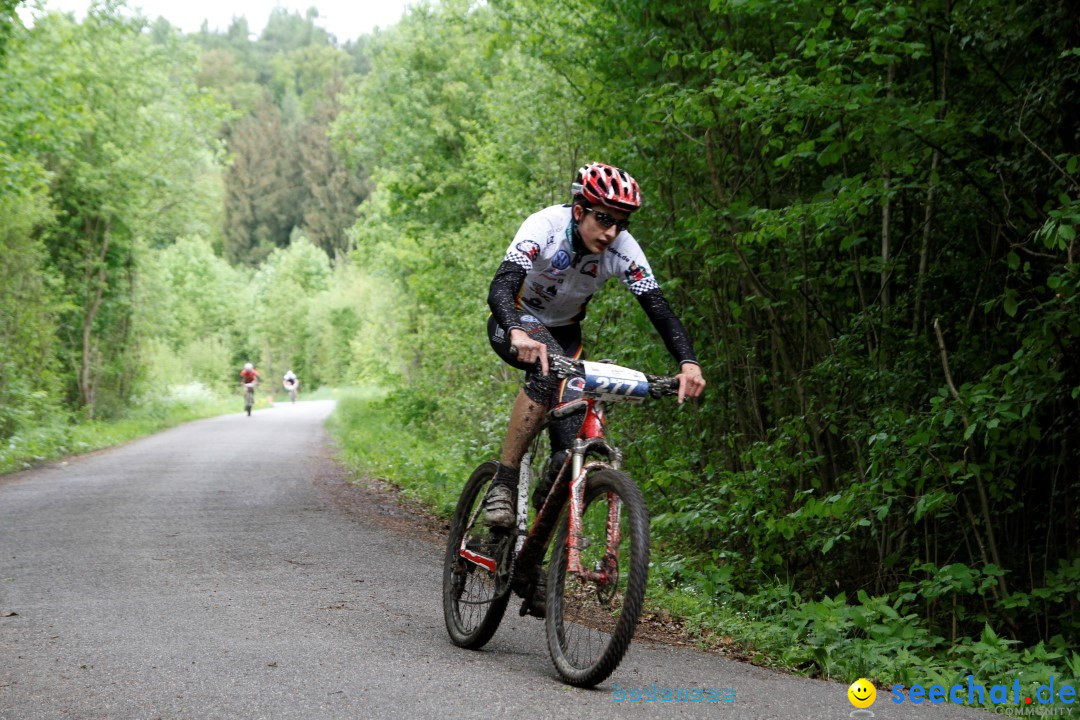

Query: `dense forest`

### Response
(1, 0, 1077, 696)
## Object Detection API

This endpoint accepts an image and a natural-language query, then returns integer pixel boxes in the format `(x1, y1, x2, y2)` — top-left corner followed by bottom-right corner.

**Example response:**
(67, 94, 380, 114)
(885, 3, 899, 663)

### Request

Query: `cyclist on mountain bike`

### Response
(283, 370, 299, 401)
(483, 162, 706, 528)
(240, 362, 260, 386)
(240, 362, 261, 416)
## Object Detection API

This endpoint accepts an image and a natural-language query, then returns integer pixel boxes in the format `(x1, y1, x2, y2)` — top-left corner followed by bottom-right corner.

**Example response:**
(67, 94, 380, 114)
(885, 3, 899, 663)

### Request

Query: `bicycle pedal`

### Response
(519, 596, 546, 619)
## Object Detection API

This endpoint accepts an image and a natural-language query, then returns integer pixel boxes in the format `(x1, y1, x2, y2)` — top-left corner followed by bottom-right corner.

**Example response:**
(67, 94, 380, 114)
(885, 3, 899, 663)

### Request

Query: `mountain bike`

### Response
(283, 379, 299, 403)
(243, 381, 257, 416)
(442, 354, 678, 687)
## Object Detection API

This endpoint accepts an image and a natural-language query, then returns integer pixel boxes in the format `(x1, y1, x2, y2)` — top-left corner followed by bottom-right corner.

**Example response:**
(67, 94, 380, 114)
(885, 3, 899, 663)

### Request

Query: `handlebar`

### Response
(509, 345, 679, 399)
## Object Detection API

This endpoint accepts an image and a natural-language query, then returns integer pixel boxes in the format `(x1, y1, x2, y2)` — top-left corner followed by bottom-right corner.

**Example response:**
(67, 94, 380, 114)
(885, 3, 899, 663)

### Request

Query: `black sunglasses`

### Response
(583, 207, 630, 233)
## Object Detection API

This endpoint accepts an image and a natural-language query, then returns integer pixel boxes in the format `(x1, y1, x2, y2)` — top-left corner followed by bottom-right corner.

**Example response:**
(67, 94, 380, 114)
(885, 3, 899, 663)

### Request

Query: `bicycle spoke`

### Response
(546, 469, 648, 687)
(443, 462, 512, 648)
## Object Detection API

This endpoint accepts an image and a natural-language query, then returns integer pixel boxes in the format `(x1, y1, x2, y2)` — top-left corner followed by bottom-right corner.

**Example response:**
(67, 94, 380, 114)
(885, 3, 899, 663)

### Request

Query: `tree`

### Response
(332, 0, 1080, 662)
(136, 236, 246, 392)
(5, 7, 227, 416)
(223, 94, 303, 264)
(250, 237, 331, 382)
(0, 0, 20, 60)
(296, 92, 368, 258)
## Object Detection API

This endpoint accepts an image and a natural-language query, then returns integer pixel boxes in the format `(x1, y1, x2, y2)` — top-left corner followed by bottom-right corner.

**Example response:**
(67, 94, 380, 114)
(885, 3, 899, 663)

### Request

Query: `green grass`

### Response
(325, 386, 470, 516)
(0, 382, 264, 475)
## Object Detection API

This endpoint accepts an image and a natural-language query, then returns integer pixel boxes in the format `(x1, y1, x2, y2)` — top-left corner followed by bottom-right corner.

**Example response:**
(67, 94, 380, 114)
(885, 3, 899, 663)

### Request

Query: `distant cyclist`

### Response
(240, 362, 260, 416)
(482, 162, 705, 528)
(283, 370, 299, 402)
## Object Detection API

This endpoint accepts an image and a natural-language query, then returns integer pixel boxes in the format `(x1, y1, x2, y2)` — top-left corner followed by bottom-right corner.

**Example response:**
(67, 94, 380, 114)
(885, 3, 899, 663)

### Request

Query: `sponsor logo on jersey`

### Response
(530, 282, 558, 301)
(580, 259, 599, 278)
(607, 246, 632, 263)
(624, 261, 651, 284)
(552, 249, 571, 270)
(515, 240, 541, 261)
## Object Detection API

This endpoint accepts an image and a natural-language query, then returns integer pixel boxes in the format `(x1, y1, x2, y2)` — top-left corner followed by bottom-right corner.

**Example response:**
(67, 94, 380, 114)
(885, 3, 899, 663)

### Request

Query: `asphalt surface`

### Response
(0, 400, 993, 719)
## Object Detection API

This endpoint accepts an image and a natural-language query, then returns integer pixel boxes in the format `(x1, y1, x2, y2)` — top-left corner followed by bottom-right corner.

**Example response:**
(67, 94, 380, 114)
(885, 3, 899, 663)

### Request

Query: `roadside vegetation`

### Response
(2, 0, 1076, 705)
(0, 383, 250, 474)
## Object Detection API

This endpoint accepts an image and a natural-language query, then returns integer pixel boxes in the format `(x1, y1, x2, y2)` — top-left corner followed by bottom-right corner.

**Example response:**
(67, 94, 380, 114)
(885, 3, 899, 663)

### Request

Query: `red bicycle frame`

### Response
(457, 392, 625, 587)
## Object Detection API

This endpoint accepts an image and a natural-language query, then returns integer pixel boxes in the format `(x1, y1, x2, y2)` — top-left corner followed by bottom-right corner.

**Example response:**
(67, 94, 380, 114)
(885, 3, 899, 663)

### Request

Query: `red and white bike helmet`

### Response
(571, 162, 642, 213)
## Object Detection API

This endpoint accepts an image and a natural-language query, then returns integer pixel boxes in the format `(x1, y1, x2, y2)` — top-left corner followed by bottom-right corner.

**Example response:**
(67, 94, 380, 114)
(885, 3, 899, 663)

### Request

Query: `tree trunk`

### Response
(913, 5, 951, 334)
(79, 219, 112, 418)
(880, 62, 897, 314)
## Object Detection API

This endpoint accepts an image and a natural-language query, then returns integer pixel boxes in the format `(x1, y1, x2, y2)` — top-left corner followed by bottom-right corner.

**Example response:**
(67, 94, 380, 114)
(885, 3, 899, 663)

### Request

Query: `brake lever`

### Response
(508, 344, 578, 378)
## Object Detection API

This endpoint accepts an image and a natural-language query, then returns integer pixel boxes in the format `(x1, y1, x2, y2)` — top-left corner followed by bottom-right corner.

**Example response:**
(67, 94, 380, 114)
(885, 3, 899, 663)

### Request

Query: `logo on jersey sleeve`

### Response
(624, 261, 652, 284)
(515, 240, 541, 261)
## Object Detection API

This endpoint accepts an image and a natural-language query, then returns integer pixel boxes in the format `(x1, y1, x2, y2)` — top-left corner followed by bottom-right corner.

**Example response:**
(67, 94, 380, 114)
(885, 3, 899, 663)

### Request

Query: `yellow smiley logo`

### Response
(847, 678, 877, 708)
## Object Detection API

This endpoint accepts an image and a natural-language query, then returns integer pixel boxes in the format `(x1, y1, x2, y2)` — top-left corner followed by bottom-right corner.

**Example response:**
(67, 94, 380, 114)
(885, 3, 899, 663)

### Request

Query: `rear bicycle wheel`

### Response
(545, 468, 649, 687)
(442, 461, 513, 648)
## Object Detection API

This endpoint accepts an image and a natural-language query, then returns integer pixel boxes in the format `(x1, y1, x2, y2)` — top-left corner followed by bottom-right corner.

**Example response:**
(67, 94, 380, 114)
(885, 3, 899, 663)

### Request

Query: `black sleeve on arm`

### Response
(488, 260, 528, 332)
(635, 288, 699, 367)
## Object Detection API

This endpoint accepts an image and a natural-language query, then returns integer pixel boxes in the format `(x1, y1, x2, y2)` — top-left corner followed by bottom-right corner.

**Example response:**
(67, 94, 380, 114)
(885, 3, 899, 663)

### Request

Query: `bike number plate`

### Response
(580, 361, 649, 403)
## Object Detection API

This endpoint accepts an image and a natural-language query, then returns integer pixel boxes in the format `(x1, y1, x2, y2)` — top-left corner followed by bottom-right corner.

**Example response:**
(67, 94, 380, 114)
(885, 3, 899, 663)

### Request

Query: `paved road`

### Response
(1, 401, 990, 719)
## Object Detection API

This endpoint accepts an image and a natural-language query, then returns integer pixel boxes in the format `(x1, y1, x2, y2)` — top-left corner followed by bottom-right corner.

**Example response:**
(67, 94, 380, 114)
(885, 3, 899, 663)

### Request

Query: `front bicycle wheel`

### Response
(442, 461, 513, 649)
(545, 468, 649, 687)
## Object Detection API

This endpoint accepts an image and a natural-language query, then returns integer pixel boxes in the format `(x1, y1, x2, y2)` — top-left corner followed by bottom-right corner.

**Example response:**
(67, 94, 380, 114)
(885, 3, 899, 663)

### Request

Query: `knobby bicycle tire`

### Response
(442, 461, 513, 649)
(545, 468, 649, 687)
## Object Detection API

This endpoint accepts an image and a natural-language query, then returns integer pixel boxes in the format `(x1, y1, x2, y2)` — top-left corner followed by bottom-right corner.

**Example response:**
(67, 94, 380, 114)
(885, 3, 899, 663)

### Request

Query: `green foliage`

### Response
(3, 0, 1078, 694)
(307, 262, 407, 385)
(0, 189, 62, 439)
(0, 1, 380, 452)
(325, 0, 1079, 689)
(0, 0, 18, 61)
(1, 6, 229, 418)
(326, 387, 490, 517)
(0, 382, 240, 474)
(193, 6, 366, 263)
(135, 236, 245, 393)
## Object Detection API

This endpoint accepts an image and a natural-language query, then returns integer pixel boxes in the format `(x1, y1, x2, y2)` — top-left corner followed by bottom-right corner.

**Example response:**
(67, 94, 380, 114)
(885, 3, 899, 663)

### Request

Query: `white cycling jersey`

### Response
(503, 204, 660, 327)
